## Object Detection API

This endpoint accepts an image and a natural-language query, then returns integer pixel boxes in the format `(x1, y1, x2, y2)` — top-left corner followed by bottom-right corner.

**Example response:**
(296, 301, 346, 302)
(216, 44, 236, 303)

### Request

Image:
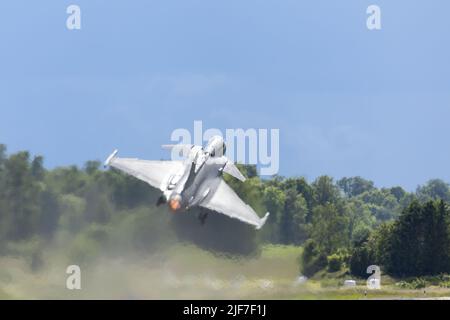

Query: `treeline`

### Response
(350, 200, 450, 278)
(1, 143, 450, 277)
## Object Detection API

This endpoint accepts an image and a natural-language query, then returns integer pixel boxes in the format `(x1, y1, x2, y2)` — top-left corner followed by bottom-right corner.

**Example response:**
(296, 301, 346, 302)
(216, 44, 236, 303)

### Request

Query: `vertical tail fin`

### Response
(223, 159, 246, 182)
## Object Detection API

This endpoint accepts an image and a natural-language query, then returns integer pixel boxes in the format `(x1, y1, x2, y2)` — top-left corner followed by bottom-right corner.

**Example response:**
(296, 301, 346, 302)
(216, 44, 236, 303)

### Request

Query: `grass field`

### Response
(1, 244, 450, 299)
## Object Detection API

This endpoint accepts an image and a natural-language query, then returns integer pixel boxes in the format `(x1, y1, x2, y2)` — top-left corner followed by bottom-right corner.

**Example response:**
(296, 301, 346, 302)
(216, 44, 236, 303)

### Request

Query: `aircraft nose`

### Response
(168, 194, 182, 212)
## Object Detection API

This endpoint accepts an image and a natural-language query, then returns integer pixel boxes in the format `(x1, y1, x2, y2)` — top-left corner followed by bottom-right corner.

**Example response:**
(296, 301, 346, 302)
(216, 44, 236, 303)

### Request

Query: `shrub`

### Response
(410, 278, 427, 289)
(300, 240, 328, 277)
(396, 278, 427, 289)
(327, 254, 342, 272)
(349, 245, 372, 277)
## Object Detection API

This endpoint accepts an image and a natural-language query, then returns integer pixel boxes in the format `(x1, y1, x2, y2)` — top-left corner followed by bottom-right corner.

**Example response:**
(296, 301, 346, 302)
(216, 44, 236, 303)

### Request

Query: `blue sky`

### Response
(0, 1, 449, 190)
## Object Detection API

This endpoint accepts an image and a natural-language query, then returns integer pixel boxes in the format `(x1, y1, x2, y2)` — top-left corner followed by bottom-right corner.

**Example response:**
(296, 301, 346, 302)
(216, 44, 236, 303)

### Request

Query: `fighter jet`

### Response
(104, 136, 270, 229)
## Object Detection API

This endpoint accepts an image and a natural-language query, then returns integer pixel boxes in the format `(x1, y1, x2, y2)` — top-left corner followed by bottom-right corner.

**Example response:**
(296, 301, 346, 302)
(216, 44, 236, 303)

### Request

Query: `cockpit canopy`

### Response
(205, 135, 226, 157)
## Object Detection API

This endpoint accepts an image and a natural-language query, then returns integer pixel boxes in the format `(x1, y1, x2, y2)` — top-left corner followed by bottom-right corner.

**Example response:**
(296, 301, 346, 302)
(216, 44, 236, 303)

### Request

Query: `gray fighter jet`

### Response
(104, 136, 270, 229)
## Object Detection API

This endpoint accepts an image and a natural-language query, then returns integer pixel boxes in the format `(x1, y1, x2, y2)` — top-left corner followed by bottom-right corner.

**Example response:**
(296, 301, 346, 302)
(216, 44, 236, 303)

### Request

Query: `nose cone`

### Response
(168, 194, 182, 212)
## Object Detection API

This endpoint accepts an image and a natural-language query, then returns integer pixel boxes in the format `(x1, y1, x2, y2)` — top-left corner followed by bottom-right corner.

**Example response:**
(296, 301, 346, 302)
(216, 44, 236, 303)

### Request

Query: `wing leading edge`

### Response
(200, 179, 270, 230)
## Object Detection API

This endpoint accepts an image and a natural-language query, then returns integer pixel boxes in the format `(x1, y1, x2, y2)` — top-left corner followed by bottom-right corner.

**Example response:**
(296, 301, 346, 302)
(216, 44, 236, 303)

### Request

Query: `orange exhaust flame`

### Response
(168, 199, 181, 212)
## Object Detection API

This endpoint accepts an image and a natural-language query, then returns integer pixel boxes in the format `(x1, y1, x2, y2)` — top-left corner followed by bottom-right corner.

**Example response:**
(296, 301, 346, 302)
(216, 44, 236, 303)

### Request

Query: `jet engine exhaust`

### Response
(168, 194, 182, 212)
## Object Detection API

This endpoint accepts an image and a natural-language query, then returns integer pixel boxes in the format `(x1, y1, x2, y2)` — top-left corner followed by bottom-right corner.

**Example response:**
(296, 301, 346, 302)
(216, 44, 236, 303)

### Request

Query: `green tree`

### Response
(84, 160, 101, 176)
(422, 200, 450, 275)
(358, 189, 399, 221)
(263, 185, 286, 242)
(263, 185, 286, 223)
(0, 144, 6, 169)
(279, 189, 309, 245)
(311, 203, 348, 255)
(417, 179, 450, 202)
(337, 177, 375, 198)
(46, 165, 87, 195)
(349, 245, 372, 277)
(369, 222, 395, 270)
(312, 176, 340, 206)
(383, 200, 450, 277)
(1, 152, 40, 240)
(389, 186, 406, 202)
(31, 155, 45, 181)
(300, 239, 327, 277)
(291, 194, 309, 244)
(235, 164, 257, 179)
(346, 199, 375, 245)
(389, 200, 424, 276)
